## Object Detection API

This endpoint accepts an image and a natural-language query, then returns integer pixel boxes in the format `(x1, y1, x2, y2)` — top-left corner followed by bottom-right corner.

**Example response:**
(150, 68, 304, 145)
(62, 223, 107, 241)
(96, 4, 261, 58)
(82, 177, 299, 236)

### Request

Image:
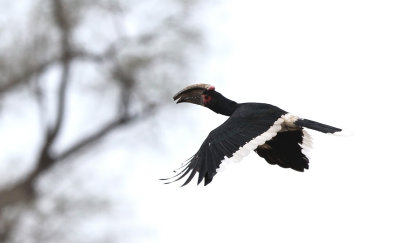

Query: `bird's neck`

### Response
(210, 94, 239, 116)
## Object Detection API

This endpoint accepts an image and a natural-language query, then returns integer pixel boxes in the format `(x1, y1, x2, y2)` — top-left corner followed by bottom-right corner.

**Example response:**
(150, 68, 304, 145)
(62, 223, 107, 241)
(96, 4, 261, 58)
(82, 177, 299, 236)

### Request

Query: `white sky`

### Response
(1, 0, 400, 242)
(129, 1, 400, 243)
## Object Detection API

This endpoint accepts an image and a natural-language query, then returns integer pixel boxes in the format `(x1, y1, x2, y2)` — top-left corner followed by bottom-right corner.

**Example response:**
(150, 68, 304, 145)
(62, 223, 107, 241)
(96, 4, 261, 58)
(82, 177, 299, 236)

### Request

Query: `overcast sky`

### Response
(1, 0, 399, 242)
(132, 1, 400, 242)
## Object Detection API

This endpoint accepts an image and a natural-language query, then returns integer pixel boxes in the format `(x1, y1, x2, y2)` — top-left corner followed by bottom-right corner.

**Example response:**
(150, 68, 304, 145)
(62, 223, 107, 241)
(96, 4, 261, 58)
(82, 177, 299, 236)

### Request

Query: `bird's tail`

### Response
(295, 118, 341, 134)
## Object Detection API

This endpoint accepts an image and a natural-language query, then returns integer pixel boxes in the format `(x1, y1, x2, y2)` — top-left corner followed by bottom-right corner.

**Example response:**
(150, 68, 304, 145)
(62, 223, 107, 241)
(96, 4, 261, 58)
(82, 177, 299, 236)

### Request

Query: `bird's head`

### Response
(173, 83, 238, 116)
(173, 83, 217, 108)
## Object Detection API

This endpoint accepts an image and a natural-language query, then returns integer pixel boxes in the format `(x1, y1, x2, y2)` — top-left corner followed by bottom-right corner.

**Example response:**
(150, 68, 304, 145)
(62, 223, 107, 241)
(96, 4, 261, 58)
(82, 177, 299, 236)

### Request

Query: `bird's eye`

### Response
(203, 95, 212, 104)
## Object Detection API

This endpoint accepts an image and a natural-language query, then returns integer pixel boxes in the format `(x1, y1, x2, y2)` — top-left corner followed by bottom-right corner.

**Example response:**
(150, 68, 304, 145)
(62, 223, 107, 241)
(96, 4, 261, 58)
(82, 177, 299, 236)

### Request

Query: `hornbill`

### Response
(162, 83, 341, 186)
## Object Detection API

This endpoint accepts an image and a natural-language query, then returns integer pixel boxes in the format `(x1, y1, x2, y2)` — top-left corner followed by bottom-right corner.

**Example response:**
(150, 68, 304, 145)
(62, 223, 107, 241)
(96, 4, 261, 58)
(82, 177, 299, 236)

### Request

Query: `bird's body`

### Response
(163, 84, 341, 186)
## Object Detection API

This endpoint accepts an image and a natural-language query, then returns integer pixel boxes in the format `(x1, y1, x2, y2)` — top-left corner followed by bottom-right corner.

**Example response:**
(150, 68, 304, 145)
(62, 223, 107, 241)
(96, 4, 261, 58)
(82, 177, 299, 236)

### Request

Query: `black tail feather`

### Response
(295, 119, 341, 134)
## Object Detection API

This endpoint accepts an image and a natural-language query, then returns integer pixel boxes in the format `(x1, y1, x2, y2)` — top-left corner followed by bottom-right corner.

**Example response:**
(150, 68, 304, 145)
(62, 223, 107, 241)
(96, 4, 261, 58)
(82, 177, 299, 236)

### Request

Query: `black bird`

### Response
(163, 83, 341, 186)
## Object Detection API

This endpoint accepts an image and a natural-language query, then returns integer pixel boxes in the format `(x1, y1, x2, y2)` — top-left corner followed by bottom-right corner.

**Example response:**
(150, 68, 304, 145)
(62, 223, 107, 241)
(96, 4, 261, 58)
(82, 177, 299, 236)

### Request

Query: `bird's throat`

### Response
(210, 95, 238, 116)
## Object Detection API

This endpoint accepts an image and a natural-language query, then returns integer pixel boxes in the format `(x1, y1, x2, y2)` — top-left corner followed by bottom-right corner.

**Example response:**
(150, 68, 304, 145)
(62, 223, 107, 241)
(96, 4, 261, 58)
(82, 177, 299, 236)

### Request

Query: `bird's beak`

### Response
(173, 83, 213, 106)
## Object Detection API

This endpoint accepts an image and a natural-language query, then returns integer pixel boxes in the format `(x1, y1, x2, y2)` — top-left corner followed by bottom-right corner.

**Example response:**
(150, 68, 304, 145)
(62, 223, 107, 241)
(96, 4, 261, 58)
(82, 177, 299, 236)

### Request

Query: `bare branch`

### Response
(30, 0, 73, 176)
(0, 0, 205, 241)
(0, 57, 59, 96)
(0, 105, 155, 211)
(56, 105, 156, 162)
(0, 45, 121, 98)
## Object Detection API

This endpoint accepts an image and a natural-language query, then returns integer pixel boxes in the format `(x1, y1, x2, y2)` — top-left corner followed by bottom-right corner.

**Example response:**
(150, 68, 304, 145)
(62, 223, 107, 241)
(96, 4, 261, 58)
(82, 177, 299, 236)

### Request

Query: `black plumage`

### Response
(163, 84, 341, 186)
(255, 129, 309, 172)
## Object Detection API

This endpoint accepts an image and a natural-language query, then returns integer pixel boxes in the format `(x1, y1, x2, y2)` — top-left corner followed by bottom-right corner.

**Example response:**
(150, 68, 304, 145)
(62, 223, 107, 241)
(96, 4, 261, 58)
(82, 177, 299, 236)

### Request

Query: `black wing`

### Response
(255, 129, 311, 172)
(163, 104, 286, 186)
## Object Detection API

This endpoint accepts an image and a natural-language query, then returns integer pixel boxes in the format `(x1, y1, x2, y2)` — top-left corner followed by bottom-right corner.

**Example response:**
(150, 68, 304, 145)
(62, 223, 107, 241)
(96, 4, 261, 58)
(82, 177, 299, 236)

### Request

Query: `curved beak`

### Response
(173, 84, 213, 106)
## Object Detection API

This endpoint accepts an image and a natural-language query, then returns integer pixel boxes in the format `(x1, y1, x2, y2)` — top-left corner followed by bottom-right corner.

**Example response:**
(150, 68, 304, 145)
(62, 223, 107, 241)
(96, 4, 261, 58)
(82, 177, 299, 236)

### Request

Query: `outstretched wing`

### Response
(162, 104, 286, 186)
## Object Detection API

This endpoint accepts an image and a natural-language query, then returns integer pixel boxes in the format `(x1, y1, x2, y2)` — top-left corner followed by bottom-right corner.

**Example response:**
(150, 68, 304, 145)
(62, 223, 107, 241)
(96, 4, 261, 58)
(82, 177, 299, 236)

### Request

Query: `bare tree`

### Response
(0, 0, 205, 242)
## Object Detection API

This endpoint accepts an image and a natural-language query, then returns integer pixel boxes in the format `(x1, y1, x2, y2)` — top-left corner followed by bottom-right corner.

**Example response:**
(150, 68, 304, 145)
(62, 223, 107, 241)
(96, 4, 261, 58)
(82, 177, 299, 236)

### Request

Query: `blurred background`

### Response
(0, 0, 399, 242)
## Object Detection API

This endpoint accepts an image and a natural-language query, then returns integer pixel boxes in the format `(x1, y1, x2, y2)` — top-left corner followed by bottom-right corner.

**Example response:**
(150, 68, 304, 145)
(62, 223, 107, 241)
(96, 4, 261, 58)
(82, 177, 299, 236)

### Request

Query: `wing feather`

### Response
(163, 104, 286, 186)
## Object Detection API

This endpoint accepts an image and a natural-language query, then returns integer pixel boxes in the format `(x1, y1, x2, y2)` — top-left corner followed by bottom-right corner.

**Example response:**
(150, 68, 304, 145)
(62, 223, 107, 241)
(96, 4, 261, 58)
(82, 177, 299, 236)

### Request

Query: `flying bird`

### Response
(163, 84, 341, 186)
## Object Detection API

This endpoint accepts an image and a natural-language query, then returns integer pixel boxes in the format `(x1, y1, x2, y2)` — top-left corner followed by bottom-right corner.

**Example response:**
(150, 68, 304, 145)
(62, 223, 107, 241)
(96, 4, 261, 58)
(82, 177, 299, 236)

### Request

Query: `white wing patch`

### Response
(282, 113, 313, 158)
(283, 113, 313, 159)
(217, 116, 286, 172)
(300, 129, 313, 159)
(281, 113, 299, 131)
